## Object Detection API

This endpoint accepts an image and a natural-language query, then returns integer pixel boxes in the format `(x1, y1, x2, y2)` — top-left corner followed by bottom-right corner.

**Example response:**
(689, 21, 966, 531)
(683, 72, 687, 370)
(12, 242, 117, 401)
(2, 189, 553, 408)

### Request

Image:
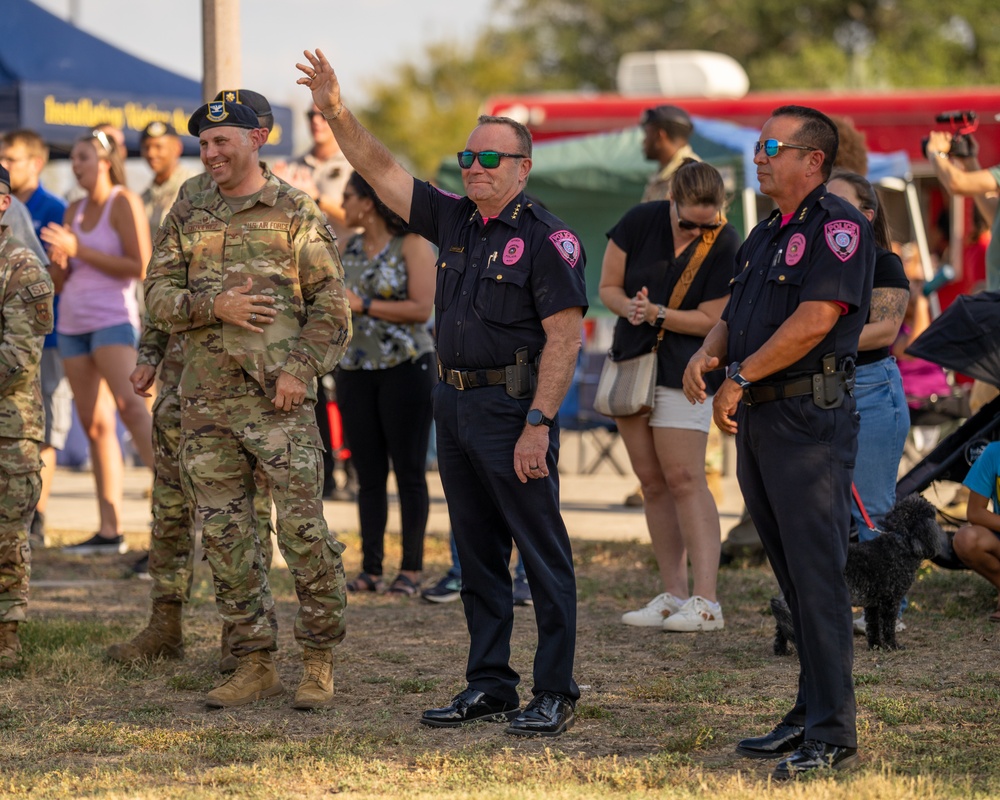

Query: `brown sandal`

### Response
(346, 572, 384, 593)
(387, 574, 421, 596)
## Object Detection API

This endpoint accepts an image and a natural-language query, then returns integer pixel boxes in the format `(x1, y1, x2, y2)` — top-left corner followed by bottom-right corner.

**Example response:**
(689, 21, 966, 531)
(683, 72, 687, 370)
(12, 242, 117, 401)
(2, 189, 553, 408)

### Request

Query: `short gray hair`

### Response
(476, 115, 532, 158)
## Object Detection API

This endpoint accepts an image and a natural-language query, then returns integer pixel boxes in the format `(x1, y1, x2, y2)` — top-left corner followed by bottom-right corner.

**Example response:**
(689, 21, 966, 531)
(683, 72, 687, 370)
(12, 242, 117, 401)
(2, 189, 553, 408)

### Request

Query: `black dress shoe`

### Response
(773, 740, 859, 779)
(735, 723, 805, 759)
(420, 688, 520, 728)
(505, 691, 575, 737)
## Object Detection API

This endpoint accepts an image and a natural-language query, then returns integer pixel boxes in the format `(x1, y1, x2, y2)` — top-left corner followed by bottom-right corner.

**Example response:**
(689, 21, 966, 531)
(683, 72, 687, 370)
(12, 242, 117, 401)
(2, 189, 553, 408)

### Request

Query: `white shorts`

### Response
(648, 386, 713, 433)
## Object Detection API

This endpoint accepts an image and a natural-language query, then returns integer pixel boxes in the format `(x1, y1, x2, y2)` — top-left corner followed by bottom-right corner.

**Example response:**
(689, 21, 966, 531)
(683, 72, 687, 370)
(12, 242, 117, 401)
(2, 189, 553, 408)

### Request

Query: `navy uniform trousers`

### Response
(736, 394, 858, 748)
(433, 381, 580, 707)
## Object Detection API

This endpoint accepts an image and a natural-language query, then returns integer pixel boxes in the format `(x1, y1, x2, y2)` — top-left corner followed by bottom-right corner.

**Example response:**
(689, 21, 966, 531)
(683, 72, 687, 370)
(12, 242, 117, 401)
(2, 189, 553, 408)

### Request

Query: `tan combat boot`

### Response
(218, 621, 238, 673)
(291, 646, 334, 710)
(205, 650, 284, 708)
(0, 621, 22, 669)
(106, 601, 183, 663)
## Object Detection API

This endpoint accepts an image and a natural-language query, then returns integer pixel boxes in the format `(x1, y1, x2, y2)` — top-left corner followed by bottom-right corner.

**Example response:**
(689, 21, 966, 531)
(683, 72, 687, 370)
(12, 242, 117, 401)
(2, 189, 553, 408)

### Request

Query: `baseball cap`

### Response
(0, 164, 10, 192)
(140, 121, 179, 142)
(187, 101, 260, 136)
(640, 105, 694, 135)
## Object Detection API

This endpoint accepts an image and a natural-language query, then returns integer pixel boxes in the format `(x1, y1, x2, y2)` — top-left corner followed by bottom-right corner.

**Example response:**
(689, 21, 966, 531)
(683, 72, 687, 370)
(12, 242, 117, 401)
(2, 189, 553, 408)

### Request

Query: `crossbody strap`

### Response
(666, 217, 726, 310)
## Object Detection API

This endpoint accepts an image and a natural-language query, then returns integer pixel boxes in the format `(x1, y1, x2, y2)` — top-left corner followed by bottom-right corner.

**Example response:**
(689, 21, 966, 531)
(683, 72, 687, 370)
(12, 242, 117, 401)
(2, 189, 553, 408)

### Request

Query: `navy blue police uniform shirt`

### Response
(723, 184, 875, 379)
(406, 179, 588, 370)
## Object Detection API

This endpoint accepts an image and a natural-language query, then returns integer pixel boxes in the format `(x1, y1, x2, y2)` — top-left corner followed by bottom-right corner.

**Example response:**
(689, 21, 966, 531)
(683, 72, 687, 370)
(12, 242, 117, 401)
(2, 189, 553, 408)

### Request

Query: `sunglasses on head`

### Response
(91, 129, 114, 153)
(456, 150, 527, 169)
(754, 139, 815, 158)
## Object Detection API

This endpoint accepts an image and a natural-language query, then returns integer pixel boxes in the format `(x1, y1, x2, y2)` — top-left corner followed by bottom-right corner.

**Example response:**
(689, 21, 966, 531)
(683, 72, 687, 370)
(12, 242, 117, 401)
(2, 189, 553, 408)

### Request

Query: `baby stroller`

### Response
(894, 291, 1000, 567)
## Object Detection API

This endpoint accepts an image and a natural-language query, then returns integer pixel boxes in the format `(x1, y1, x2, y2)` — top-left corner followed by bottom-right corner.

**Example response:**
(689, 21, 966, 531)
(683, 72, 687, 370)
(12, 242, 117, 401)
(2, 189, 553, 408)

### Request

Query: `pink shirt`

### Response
(57, 185, 140, 336)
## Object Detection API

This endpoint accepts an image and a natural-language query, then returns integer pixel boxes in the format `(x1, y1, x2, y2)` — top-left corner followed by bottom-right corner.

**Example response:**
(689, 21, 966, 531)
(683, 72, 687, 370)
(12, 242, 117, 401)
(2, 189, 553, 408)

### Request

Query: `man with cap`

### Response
(142, 99, 352, 709)
(640, 104, 700, 202)
(140, 121, 192, 236)
(0, 164, 55, 667)
(107, 90, 280, 673)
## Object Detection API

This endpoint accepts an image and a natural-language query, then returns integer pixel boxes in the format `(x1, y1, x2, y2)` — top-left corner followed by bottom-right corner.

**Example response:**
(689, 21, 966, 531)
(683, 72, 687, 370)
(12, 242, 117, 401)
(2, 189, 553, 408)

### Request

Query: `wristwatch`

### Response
(651, 304, 667, 329)
(727, 362, 752, 389)
(526, 408, 555, 428)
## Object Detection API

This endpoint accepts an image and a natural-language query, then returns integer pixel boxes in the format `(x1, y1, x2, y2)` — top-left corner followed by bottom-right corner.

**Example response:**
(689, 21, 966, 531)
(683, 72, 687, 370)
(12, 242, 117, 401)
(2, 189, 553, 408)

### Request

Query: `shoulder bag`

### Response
(593, 221, 725, 418)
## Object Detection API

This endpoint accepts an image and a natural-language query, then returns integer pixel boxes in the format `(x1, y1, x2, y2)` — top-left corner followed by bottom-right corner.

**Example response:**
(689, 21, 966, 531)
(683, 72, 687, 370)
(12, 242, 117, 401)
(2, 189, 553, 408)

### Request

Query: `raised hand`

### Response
(296, 48, 343, 119)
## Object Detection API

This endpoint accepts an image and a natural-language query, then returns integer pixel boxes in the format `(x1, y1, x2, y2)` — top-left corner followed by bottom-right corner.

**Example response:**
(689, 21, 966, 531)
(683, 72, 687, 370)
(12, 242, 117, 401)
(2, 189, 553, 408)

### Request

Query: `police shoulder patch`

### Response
(548, 230, 581, 268)
(824, 220, 860, 263)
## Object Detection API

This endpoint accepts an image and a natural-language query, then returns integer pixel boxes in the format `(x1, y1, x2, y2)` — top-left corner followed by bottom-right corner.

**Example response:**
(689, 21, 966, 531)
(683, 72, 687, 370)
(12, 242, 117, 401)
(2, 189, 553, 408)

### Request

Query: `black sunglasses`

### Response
(677, 213, 723, 232)
(456, 150, 527, 169)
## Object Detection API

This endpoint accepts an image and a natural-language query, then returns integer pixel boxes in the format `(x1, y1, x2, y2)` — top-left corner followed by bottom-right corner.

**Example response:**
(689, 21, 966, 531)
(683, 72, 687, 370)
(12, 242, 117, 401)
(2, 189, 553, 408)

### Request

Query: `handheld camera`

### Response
(922, 110, 979, 159)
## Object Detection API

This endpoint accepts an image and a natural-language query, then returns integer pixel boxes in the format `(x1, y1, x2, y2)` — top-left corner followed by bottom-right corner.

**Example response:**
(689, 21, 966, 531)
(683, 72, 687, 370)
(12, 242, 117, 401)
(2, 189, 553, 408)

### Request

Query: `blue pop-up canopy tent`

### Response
(0, 0, 293, 156)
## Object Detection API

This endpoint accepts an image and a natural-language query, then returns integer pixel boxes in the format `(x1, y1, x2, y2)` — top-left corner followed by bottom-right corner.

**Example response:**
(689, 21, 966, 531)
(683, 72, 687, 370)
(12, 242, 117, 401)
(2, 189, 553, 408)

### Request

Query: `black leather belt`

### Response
(439, 365, 507, 390)
(743, 376, 814, 406)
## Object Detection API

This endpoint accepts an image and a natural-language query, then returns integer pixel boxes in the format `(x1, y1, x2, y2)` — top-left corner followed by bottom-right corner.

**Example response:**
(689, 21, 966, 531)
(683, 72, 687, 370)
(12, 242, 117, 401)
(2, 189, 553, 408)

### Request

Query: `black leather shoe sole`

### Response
(504, 713, 575, 737)
(735, 725, 805, 759)
(773, 751, 859, 780)
(735, 740, 802, 759)
(420, 708, 520, 728)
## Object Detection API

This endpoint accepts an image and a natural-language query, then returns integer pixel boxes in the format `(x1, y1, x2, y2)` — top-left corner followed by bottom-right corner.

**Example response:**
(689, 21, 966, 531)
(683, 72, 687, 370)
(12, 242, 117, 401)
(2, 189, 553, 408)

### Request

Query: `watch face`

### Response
(527, 409, 542, 425)
(727, 362, 739, 379)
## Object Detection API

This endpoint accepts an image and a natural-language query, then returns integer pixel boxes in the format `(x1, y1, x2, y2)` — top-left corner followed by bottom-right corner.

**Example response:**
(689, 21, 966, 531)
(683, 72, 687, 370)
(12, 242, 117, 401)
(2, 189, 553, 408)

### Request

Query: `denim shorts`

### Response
(57, 323, 139, 358)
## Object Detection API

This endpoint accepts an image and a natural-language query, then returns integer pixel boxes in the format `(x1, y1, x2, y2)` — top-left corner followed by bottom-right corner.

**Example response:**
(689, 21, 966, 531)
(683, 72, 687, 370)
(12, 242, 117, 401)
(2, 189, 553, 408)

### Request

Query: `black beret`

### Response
(213, 89, 272, 120)
(0, 164, 9, 191)
(640, 105, 694, 134)
(140, 121, 179, 142)
(187, 101, 260, 136)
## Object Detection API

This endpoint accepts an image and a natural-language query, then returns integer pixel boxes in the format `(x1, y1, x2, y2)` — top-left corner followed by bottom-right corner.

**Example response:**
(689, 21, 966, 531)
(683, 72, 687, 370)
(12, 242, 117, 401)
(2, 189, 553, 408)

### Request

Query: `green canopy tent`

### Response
(436, 125, 748, 315)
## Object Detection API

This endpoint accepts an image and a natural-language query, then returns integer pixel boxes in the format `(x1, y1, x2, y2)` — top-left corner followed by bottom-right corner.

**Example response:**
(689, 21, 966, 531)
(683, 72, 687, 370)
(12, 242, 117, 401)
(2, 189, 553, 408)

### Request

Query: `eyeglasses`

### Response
(754, 139, 815, 158)
(456, 150, 527, 169)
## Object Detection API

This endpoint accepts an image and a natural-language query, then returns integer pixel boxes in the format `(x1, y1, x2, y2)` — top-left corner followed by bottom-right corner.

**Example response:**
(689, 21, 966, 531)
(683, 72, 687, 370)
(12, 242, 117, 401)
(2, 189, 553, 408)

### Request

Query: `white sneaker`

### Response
(662, 596, 724, 632)
(621, 592, 685, 627)
(853, 615, 906, 635)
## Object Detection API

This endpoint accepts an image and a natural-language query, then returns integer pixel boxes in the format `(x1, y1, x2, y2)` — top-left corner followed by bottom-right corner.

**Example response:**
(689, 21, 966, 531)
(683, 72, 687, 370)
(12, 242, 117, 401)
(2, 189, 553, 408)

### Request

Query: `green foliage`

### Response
(355, 0, 1000, 174)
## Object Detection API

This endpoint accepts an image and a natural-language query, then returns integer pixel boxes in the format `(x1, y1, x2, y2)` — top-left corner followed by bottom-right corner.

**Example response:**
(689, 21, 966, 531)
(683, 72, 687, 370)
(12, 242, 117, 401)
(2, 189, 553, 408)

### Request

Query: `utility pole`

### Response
(202, 0, 241, 102)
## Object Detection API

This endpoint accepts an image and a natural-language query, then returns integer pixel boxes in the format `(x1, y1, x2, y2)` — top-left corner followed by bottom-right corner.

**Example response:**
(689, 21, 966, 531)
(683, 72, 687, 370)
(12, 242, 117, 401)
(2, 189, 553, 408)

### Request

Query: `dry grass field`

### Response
(3, 526, 1000, 799)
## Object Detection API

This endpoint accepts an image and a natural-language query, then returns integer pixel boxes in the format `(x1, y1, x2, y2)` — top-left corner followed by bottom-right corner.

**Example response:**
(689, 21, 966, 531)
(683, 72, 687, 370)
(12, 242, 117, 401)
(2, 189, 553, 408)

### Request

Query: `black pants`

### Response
(335, 353, 434, 575)
(736, 395, 858, 748)
(434, 381, 579, 707)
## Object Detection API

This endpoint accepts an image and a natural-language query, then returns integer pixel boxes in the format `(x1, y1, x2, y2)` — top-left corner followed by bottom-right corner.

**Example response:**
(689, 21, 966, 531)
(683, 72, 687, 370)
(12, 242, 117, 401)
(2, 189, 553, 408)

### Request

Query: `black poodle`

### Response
(772, 494, 942, 654)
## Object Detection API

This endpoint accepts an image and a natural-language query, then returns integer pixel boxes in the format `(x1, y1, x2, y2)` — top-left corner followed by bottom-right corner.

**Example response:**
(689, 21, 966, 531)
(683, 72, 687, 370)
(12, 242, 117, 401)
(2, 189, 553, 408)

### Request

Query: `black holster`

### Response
(505, 346, 537, 399)
(811, 353, 855, 409)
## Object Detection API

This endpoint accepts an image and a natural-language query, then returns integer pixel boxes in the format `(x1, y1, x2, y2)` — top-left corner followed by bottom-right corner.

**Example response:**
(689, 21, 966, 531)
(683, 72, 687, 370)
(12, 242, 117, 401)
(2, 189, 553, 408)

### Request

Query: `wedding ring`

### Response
(249, 313, 257, 323)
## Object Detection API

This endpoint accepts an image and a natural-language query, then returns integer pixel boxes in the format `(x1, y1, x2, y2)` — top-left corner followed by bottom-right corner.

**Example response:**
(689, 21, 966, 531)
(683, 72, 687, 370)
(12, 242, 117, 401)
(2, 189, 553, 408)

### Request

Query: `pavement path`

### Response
(43, 430, 746, 548)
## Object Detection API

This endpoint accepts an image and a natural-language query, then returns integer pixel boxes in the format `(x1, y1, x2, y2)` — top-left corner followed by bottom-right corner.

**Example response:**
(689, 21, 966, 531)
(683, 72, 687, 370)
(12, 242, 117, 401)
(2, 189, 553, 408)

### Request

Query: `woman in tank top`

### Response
(41, 130, 154, 553)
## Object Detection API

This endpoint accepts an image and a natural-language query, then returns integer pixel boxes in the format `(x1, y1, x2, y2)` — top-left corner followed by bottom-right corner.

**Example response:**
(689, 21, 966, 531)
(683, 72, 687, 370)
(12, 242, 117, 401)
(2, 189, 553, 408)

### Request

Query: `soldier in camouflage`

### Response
(144, 100, 351, 709)
(0, 164, 55, 668)
(107, 92, 279, 674)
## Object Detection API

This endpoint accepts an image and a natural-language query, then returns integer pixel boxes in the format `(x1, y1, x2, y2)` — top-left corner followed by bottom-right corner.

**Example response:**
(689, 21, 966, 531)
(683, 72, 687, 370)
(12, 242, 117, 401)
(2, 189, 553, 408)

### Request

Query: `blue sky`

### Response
(32, 0, 497, 110)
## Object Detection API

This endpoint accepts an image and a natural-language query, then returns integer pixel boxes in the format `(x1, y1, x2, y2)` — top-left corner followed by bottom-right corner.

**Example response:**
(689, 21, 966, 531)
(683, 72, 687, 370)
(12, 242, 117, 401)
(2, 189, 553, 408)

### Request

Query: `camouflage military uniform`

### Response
(144, 172, 351, 655)
(136, 324, 274, 606)
(142, 166, 194, 237)
(0, 227, 53, 624)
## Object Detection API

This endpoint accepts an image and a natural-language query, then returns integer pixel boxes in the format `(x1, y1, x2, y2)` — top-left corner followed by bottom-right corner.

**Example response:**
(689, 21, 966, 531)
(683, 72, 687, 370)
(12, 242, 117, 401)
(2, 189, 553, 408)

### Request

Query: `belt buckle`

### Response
(742, 387, 755, 407)
(453, 370, 467, 390)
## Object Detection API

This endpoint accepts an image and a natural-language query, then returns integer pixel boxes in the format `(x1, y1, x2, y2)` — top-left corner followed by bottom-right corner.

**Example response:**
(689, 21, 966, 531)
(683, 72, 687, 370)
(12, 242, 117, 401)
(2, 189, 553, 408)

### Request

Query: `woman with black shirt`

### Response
(598, 160, 739, 632)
